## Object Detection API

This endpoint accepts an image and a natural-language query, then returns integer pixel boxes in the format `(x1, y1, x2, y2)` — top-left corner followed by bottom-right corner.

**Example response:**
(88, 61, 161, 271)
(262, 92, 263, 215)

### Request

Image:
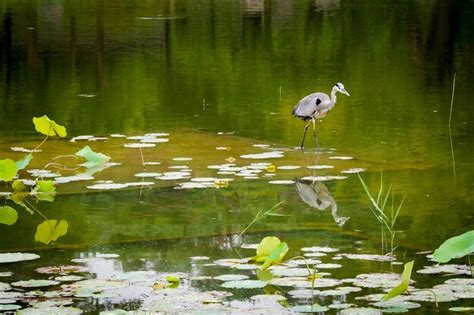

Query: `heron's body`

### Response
(292, 92, 335, 120)
(292, 83, 349, 149)
(295, 179, 350, 226)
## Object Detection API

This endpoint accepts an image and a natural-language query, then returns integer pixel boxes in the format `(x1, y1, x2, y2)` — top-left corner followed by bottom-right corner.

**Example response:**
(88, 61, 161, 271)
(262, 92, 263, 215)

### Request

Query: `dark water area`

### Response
(0, 0, 473, 313)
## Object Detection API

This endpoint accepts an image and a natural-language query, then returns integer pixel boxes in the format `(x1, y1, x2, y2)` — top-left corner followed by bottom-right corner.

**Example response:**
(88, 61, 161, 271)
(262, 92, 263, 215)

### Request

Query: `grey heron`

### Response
(292, 83, 350, 149)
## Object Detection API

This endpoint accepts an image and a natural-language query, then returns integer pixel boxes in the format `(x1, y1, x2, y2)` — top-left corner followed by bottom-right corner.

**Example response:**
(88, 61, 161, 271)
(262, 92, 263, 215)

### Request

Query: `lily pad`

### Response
(123, 143, 156, 148)
(269, 266, 313, 278)
(291, 304, 329, 312)
(329, 303, 356, 310)
(35, 265, 89, 274)
(214, 274, 249, 281)
(0, 272, 12, 277)
(316, 263, 342, 269)
(0, 282, 11, 291)
(449, 307, 474, 312)
(18, 306, 82, 314)
(12, 279, 60, 288)
(240, 152, 284, 159)
(134, 172, 162, 178)
(301, 246, 339, 253)
(350, 273, 403, 289)
(55, 276, 85, 282)
(277, 165, 300, 170)
(221, 280, 267, 289)
(416, 264, 469, 275)
(268, 180, 295, 185)
(173, 157, 193, 161)
(0, 304, 21, 311)
(0, 253, 40, 263)
(340, 307, 382, 315)
(341, 168, 367, 173)
(329, 156, 354, 160)
(340, 253, 395, 261)
(140, 138, 168, 143)
(307, 165, 334, 169)
(303, 252, 327, 257)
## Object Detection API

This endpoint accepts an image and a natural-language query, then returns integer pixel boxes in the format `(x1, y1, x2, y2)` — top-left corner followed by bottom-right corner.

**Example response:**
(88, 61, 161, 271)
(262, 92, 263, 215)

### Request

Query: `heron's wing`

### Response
(292, 93, 330, 118)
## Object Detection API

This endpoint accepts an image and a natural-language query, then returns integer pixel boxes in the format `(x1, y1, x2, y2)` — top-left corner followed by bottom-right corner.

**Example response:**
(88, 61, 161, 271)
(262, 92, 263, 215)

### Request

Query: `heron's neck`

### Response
(330, 86, 338, 106)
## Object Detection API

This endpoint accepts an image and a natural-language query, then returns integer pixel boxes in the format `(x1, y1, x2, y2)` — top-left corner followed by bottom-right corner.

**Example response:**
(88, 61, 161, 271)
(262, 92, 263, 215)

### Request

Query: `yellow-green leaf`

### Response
(35, 180, 56, 194)
(256, 236, 281, 257)
(35, 220, 68, 244)
(32, 115, 67, 137)
(383, 260, 414, 301)
(0, 159, 17, 182)
(262, 242, 289, 270)
(0, 206, 18, 225)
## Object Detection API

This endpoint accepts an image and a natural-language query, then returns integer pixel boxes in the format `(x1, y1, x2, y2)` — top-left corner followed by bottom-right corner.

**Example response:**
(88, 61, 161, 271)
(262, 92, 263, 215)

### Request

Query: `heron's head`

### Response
(335, 83, 350, 96)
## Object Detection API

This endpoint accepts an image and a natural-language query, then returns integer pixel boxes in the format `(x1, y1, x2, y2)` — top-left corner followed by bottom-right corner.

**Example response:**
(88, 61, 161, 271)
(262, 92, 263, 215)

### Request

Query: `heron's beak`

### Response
(343, 90, 350, 96)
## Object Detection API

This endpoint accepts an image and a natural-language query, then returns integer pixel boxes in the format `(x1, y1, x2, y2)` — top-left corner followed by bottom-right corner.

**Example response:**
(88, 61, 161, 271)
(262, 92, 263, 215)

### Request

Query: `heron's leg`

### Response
(300, 120, 312, 150)
(312, 118, 320, 151)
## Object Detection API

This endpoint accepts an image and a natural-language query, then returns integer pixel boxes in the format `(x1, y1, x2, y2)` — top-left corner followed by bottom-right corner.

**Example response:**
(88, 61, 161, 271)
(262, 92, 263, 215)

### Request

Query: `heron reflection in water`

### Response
(295, 179, 350, 227)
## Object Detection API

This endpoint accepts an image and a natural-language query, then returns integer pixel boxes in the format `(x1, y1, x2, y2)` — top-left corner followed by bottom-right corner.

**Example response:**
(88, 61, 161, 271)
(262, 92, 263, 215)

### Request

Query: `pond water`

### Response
(1, 0, 473, 313)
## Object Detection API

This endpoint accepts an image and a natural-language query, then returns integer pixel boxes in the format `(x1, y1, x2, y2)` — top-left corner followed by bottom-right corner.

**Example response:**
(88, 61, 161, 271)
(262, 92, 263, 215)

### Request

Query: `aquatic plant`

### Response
(432, 230, 474, 276)
(0, 116, 110, 245)
(358, 173, 405, 256)
(383, 260, 414, 301)
(251, 236, 289, 270)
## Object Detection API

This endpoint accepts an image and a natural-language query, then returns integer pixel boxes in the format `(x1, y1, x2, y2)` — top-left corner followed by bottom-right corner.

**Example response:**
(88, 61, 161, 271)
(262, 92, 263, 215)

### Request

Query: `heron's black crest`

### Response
(336, 83, 341, 89)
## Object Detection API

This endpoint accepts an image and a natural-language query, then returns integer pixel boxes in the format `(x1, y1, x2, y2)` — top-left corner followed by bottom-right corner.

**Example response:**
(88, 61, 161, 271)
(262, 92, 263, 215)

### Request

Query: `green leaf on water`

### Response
(35, 180, 56, 194)
(449, 307, 474, 312)
(75, 146, 111, 168)
(35, 220, 68, 244)
(16, 154, 32, 171)
(33, 115, 67, 137)
(0, 206, 18, 225)
(383, 260, 414, 301)
(262, 242, 289, 270)
(0, 159, 17, 182)
(432, 230, 474, 263)
(11, 180, 26, 191)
